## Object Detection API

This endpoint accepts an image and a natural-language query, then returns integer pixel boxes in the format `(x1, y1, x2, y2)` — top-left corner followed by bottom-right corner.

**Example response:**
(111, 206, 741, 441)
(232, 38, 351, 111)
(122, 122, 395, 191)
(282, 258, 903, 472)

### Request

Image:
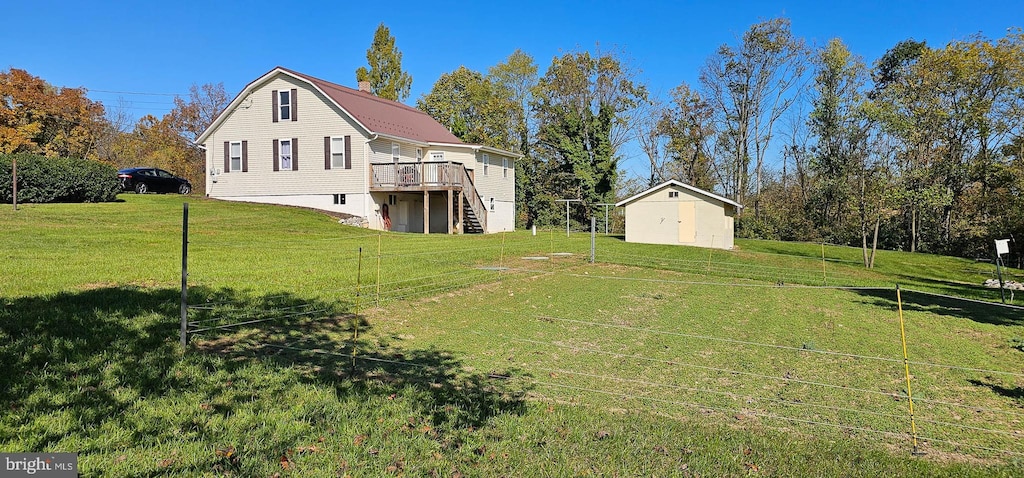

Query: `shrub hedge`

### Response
(0, 154, 120, 204)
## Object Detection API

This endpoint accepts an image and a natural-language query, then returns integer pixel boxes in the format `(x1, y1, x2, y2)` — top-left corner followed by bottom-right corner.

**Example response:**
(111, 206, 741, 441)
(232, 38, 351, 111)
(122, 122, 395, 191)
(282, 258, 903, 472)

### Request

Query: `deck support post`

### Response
(458, 190, 464, 234)
(423, 190, 430, 234)
(447, 189, 453, 234)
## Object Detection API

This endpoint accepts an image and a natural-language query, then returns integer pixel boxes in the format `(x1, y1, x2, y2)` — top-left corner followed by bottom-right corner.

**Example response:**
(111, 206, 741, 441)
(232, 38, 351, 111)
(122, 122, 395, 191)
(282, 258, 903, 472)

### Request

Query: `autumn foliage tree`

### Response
(0, 68, 107, 159)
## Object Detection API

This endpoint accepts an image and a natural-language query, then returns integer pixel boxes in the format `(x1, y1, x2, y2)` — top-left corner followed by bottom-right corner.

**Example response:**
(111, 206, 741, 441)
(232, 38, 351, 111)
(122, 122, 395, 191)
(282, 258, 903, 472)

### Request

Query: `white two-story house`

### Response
(196, 67, 519, 234)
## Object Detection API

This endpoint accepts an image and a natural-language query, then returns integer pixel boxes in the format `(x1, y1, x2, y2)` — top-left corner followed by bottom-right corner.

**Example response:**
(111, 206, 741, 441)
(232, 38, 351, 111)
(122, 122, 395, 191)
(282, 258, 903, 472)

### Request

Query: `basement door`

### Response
(396, 200, 409, 232)
(678, 202, 696, 243)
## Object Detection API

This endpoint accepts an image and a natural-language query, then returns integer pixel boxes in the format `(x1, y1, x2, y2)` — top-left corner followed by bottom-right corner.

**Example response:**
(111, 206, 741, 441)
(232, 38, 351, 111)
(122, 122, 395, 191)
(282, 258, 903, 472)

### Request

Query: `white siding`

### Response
(204, 74, 368, 210)
(486, 200, 515, 232)
(471, 151, 515, 202)
(623, 184, 735, 250)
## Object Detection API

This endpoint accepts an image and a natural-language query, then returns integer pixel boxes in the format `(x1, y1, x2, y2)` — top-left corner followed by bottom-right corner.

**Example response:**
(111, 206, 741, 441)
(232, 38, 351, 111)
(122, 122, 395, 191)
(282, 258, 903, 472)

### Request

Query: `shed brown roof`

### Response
(278, 67, 462, 144)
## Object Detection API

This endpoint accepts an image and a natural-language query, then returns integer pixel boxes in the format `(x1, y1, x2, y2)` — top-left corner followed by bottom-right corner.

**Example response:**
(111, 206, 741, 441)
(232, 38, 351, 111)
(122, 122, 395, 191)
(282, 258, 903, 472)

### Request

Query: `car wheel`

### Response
(135, 182, 148, 194)
(179, 183, 192, 195)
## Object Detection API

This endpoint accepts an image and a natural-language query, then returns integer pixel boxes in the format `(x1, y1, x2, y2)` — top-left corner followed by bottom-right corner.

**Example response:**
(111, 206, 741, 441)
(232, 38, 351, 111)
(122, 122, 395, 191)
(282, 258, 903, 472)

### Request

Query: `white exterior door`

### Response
(396, 200, 409, 232)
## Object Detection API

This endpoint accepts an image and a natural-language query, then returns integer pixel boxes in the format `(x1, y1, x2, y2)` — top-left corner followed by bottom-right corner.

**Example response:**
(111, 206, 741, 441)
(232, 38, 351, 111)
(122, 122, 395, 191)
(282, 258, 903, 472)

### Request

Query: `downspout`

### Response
(364, 133, 378, 226)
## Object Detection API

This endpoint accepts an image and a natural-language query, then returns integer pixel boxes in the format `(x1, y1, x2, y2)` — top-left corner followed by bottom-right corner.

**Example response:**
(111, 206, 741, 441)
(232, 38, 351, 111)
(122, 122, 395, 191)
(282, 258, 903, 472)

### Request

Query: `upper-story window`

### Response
(331, 137, 346, 168)
(392, 143, 400, 163)
(669, 191, 679, 198)
(280, 139, 293, 170)
(416, 148, 423, 162)
(431, 151, 444, 161)
(502, 158, 509, 178)
(229, 141, 242, 171)
(279, 90, 291, 120)
(482, 153, 489, 175)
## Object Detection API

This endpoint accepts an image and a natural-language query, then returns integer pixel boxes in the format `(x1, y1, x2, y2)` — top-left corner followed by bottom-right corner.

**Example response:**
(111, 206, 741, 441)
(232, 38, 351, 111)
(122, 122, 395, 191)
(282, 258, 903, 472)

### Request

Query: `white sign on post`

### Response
(996, 239, 1010, 256)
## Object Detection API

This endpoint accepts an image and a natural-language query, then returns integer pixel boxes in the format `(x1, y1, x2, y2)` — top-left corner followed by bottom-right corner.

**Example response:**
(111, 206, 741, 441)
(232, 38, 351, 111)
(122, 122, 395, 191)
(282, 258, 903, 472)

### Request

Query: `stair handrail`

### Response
(459, 164, 487, 232)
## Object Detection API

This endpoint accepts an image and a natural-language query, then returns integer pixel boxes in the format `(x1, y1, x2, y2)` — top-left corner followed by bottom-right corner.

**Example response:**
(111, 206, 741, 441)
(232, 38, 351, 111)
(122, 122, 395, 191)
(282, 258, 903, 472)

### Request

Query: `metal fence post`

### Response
(590, 217, 596, 263)
(180, 202, 189, 348)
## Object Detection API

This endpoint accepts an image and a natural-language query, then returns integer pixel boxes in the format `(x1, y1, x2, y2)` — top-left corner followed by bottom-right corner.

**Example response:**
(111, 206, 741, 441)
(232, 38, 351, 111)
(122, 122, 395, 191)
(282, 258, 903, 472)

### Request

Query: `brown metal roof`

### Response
(278, 67, 463, 144)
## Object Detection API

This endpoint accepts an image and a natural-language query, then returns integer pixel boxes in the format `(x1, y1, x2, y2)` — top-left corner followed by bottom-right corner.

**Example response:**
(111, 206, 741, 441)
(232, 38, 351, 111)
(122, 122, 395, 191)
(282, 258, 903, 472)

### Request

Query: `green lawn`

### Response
(1, 194, 1022, 476)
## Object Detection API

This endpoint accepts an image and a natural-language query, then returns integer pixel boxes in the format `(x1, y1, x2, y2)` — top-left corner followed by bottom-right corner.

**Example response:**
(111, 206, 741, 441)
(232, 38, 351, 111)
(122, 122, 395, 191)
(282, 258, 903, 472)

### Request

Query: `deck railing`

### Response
(370, 161, 487, 232)
(371, 161, 465, 188)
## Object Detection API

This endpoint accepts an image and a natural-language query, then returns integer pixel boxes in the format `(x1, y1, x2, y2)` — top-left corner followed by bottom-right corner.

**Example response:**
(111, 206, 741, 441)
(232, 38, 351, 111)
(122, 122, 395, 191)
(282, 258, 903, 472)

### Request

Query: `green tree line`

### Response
(416, 21, 1024, 265)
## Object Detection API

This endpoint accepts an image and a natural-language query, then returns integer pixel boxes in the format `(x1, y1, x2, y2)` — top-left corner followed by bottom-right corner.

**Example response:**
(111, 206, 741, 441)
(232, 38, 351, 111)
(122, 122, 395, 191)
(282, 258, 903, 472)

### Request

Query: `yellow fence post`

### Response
(896, 285, 922, 455)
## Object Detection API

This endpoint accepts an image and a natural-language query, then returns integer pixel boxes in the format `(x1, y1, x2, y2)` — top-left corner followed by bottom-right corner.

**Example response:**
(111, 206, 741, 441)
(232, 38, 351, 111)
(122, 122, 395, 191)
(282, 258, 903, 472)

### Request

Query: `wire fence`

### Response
(176, 206, 1024, 462)
(180, 211, 594, 342)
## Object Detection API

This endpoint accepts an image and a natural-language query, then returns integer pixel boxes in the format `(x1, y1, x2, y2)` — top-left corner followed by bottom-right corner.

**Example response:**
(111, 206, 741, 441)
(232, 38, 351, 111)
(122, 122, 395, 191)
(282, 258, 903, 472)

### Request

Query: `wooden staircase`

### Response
(456, 194, 485, 233)
(455, 165, 487, 233)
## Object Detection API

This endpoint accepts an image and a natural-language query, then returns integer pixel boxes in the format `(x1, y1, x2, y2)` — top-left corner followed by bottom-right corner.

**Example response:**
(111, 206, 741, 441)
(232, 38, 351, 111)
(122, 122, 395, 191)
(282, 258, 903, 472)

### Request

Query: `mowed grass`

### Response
(1, 194, 1023, 476)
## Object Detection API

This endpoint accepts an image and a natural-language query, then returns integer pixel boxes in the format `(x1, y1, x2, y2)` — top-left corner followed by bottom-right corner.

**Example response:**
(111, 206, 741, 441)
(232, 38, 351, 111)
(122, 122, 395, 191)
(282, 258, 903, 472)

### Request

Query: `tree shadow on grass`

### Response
(890, 274, 1007, 302)
(0, 285, 527, 456)
(850, 287, 1024, 326)
(0, 286, 184, 450)
(967, 378, 1024, 404)
(194, 312, 529, 430)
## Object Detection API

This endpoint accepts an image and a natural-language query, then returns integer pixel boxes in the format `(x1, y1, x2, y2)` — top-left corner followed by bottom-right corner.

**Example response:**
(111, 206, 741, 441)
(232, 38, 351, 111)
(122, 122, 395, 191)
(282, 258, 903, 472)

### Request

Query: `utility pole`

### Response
(556, 199, 581, 237)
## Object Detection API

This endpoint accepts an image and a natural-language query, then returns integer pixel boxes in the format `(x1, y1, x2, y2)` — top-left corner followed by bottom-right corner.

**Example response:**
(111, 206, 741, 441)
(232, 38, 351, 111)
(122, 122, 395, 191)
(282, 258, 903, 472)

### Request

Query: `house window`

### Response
(431, 151, 444, 161)
(279, 90, 291, 121)
(229, 141, 242, 172)
(331, 137, 345, 168)
(416, 148, 423, 162)
(333, 194, 346, 205)
(388, 194, 397, 205)
(392, 143, 400, 163)
(669, 191, 679, 198)
(489, 197, 495, 211)
(482, 153, 489, 175)
(502, 157, 509, 178)
(280, 139, 292, 170)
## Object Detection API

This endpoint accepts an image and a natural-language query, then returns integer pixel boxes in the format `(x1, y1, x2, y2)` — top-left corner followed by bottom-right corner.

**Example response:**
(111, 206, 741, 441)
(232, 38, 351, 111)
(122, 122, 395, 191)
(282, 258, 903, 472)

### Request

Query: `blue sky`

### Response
(4, 0, 1021, 179)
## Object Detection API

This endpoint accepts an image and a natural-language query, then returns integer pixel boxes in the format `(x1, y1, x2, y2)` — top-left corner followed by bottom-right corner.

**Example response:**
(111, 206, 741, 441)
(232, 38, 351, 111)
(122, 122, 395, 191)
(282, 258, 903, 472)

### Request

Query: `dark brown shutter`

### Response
(223, 141, 230, 173)
(324, 136, 331, 170)
(291, 88, 298, 121)
(344, 135, 352, 169)
(272, 90, 279, 122)
(292, 137, 298, 170)
(273, 139, 279, 171)
(241, 140, 248, 172)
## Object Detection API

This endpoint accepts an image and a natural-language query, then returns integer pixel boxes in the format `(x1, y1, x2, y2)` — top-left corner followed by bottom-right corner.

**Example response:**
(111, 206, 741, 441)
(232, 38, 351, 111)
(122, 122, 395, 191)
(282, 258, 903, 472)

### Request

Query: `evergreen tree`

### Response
(355, 23, 413, 102)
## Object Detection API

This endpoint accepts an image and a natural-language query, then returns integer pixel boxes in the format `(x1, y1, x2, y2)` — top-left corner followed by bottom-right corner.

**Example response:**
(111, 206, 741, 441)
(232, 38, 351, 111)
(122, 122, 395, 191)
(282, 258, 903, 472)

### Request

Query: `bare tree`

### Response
(634, 95, 667, 187)
(659, 82, 717, 191)
(700, 17, 808, 214)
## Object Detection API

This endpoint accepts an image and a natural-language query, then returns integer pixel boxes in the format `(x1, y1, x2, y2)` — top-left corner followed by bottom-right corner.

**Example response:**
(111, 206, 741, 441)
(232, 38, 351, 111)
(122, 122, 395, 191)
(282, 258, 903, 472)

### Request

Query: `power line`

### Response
(87, 88, 182, 97)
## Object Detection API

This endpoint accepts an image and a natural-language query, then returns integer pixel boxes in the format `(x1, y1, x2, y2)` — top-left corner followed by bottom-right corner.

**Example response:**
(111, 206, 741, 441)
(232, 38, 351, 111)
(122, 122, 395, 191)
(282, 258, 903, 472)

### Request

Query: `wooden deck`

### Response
(369, 161, 467, 192)
(370, 161, 488, 233)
